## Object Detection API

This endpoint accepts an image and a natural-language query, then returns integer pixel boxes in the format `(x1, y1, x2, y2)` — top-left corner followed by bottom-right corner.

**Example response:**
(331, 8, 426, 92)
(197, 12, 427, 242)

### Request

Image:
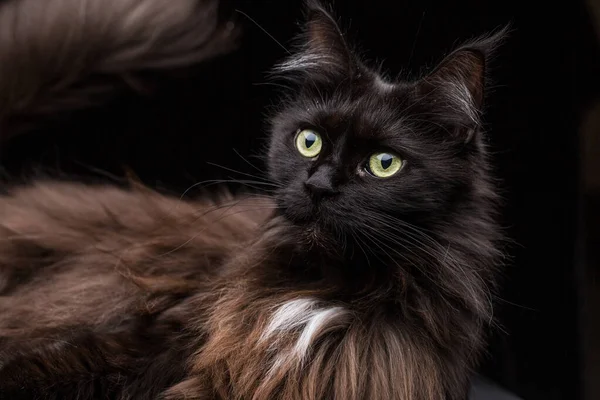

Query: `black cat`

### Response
(0, 1, 506, 399)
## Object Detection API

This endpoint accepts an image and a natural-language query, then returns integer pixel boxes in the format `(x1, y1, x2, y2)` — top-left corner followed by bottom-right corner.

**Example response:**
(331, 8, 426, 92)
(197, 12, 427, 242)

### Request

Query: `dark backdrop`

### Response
(1, 1, 599, 399)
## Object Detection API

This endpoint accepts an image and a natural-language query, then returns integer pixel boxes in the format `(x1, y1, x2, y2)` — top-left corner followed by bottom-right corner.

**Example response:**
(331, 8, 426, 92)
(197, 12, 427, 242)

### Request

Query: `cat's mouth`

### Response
(283, 215, 340, 250)
(275, 191, 340, 234)
(281, 205, 319, 226)
(279, 200, 326, 225)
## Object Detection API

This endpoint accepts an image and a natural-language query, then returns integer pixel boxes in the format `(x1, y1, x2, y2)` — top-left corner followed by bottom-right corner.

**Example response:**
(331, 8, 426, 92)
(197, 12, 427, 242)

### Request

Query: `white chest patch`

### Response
(261, 298, 349, 370)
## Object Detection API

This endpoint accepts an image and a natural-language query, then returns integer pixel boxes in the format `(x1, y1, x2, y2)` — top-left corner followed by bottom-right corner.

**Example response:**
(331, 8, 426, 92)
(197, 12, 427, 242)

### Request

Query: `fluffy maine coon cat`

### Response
(0, 0, 505, 398)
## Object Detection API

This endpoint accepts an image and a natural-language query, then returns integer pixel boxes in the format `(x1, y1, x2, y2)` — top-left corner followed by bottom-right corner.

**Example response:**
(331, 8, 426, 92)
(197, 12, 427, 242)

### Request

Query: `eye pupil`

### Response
(304, 133, 317, 148)
(379, 154, 393, 170)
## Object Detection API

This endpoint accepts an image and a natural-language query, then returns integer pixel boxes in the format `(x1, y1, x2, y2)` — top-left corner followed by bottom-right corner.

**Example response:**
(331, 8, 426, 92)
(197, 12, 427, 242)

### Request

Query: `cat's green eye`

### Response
(295, 129, 322, 158)
(367, 152, 403, 178)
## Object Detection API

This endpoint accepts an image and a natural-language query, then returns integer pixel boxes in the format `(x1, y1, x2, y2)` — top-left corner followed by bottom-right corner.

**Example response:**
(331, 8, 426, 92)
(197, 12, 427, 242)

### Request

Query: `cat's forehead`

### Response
(299, 78, 413, 139)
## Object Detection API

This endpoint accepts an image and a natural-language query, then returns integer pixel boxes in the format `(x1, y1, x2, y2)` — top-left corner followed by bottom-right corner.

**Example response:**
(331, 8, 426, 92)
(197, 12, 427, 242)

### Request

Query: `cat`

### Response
(0, 0, 506, 399)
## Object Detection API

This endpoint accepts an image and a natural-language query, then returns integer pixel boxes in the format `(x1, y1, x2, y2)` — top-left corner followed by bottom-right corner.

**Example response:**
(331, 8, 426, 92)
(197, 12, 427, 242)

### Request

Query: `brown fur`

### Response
(0, 181, 483, 399)
(0, 182, 274, 398)
(0, 0, 237, 138)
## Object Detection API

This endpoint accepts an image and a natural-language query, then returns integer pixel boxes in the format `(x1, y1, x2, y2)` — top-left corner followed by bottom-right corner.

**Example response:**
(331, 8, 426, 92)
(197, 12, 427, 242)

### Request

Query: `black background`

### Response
(1, 1, 599, 399)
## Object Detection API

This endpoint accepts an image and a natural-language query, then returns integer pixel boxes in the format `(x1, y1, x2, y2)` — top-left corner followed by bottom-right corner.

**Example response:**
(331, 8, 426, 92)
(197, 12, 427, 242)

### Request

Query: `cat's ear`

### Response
(275, 1, 354, 79)
(415, 27, 508, 140)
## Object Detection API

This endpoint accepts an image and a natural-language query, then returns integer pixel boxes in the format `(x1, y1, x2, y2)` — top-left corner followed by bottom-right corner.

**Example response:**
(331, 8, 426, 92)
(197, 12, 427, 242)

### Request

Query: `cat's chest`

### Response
(258, 298, 352, 372)
(190, 295, 445, 399)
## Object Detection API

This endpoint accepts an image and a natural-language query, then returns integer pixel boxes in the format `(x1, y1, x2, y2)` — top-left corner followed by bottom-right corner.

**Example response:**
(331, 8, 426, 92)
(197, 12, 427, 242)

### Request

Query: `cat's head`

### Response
(267, 2, 504, 268)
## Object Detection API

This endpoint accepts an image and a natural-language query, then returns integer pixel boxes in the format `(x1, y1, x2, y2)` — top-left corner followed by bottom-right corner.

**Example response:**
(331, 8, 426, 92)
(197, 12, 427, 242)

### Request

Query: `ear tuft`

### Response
(274, 0, 353, 79)
(416, 25, 510, 132)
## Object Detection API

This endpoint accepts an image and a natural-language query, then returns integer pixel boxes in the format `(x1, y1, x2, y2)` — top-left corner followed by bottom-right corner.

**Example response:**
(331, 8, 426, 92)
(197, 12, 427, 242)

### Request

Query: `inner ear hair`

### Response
(428, 48, 487, 108)
(415, 26, 510, 138)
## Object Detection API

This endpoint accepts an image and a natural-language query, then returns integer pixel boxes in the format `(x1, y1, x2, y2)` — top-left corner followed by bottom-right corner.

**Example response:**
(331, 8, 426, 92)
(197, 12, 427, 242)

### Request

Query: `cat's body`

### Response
(0, 180, 493, 400)
(0, 182, 270, 399)
(0, 0, 506, 399)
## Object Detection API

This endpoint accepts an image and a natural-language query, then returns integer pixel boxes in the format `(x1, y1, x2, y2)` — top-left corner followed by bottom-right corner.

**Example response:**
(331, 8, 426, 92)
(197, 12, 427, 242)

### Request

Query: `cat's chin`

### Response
(275, 208, 331, 244)
(293, 220, 343, 253)
(300, 221, 324, 240)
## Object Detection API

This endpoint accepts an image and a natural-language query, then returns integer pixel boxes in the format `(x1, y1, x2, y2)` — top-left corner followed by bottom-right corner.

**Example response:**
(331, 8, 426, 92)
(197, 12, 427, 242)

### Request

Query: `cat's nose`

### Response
(304, 180, 336, 198)
(304, 166, 339, 200)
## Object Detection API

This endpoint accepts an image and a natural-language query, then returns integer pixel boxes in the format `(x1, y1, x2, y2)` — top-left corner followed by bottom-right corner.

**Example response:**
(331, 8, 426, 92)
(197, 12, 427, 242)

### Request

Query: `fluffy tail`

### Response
(0, 0, 237, 138)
